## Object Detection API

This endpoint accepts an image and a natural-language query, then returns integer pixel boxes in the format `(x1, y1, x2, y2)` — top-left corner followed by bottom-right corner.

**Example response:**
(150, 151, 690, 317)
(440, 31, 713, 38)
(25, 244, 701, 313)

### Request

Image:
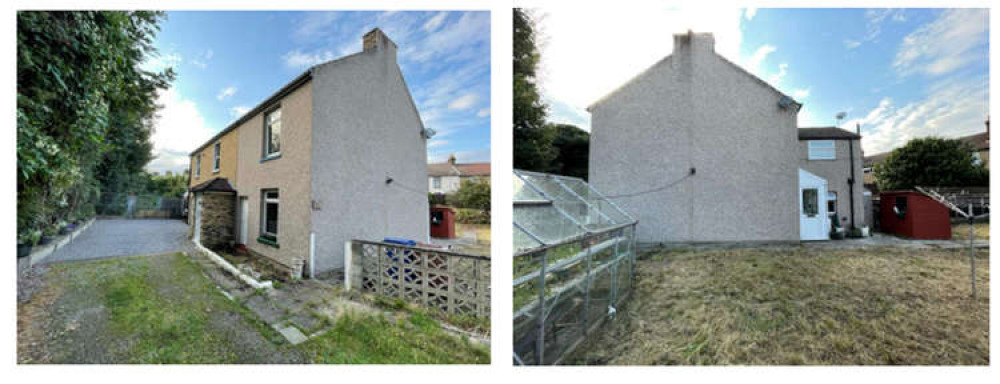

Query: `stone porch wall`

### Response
(200, 192, 235, 249)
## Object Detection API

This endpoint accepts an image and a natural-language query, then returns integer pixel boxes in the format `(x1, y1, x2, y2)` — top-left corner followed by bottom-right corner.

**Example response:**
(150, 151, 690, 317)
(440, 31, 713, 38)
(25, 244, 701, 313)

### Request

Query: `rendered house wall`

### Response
(798, 139, 867, 229)
(236, 81, 314, 275)
(308, 30, 430, 273)
(589, 33, 800, 243)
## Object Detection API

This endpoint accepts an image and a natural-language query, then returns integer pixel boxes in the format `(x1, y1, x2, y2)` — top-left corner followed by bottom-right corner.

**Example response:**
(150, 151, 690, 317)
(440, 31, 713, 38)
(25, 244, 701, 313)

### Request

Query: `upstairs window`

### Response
(213, 142, 221, 172)
(808, 140, 836, 160)
(195, 155, 202, 178)
(264, 108, 282, 158)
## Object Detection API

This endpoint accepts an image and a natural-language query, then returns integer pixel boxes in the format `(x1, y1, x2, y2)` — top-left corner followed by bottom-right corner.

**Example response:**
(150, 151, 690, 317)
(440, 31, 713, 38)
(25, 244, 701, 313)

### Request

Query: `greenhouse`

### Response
(513, 169, 639, 365)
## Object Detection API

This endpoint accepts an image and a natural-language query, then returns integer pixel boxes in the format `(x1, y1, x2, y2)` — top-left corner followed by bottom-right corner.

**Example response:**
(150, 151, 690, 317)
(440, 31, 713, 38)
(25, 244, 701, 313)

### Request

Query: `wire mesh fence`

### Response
(96, 192, 185, 219)
(513, 170, 638, 365)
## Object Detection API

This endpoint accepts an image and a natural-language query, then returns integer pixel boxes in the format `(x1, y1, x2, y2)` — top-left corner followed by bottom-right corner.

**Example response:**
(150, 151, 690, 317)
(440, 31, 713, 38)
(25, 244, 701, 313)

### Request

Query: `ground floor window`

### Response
(260, 189, 279, 244)
(827, 191, 838, 217)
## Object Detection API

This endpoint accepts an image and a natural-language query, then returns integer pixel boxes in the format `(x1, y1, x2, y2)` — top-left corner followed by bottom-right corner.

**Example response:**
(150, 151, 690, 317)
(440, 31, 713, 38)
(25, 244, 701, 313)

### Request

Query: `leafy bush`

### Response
(451, 178, 490, 211)
(455, 208, 490, 224)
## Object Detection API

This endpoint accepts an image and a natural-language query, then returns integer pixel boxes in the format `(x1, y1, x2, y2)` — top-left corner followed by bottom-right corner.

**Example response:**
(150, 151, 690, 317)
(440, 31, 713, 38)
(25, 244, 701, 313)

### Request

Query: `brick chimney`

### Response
(363, 28, 397, 61)
(673, 31, 715, 54)
(447, 154, 457, 165)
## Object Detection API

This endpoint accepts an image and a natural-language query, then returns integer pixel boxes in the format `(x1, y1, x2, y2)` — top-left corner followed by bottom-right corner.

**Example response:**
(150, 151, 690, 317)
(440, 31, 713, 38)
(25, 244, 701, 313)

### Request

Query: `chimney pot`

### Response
(448, 154, 457, 165)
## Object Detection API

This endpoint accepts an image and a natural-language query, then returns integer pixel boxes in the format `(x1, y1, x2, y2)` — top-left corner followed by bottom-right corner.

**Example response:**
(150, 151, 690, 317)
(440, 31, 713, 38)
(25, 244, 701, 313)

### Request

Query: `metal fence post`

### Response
(583, 237, 593, 334)
(969, 203, 977, 299)
(536, 248, 548, 364)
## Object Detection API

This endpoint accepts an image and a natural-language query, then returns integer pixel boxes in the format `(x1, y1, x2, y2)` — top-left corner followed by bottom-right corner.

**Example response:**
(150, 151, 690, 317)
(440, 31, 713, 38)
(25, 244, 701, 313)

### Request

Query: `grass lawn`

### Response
(18, 253, 488, 364)
(952, 221, 989, 240)
(570, 247, 989, 365)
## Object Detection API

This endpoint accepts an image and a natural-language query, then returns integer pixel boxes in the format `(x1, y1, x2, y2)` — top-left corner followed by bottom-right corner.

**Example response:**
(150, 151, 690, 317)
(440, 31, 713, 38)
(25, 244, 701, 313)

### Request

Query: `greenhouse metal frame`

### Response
(513, 169, 638, 365)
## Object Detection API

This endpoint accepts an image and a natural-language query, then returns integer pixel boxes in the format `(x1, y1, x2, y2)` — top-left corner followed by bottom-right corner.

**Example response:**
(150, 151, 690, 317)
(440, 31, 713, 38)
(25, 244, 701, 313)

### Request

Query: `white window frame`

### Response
(432, 176, 441, 189)
(261, 190, 279, 241)
(808, 140, 836, 160)
(195, 155, 202, 178)
(264, 108, 282, 159)
(213, 142, 221, 172)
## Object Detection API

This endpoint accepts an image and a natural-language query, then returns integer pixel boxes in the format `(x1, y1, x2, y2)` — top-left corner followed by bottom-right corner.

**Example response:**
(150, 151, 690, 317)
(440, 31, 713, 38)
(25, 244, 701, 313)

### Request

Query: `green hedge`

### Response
(456, 208, 490, 225)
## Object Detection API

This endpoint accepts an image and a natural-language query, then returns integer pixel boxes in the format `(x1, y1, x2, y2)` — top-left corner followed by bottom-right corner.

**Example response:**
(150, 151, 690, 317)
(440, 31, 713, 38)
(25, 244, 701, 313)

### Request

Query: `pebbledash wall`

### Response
(236, 81, 314, 275)
(309, 30, 429, 273)
(797, 138, 866, 229)
(589, 33, 800, 244)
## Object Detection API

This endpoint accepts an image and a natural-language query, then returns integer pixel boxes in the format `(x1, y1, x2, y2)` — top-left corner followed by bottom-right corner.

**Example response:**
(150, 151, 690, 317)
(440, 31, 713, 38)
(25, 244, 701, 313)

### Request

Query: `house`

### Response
(427, 154, 491, 194)
(588, 32, 865, 244)
(864, 120, 990, 188)
(187, 29, 429, 278)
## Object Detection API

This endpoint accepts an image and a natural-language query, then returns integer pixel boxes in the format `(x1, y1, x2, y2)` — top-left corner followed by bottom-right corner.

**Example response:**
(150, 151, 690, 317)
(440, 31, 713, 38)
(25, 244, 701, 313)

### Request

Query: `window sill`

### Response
(257, 236, 280, 248)
(212, 169, 220, 173)
(260, 153, 282, 163)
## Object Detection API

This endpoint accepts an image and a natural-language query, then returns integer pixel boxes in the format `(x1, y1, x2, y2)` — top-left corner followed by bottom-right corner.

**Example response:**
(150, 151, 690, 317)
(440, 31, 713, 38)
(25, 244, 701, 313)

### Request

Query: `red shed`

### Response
(430, 205, 456, 238)
(879, 190, 951, 240)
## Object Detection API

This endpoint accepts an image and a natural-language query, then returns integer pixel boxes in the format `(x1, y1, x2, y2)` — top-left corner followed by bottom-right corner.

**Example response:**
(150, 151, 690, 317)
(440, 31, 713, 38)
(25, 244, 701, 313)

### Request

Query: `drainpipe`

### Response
(847, 123, 859, 231)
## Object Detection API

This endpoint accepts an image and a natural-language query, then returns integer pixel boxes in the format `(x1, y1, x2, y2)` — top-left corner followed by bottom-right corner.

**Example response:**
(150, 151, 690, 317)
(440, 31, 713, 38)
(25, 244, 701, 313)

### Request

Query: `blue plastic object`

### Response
(383, 237, 417, 246)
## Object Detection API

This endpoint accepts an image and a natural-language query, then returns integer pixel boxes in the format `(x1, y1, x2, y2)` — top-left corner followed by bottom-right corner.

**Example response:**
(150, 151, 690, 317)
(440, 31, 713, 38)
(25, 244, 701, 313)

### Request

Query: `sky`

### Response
(533, 7, 989, 156)
(143, 11, 491, 174)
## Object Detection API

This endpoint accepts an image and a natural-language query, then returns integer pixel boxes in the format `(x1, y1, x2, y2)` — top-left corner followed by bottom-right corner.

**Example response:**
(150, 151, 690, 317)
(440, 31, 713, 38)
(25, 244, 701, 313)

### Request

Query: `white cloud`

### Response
(146, 88, 214, 174)
(843, 39, 861, 49)
(537, 6, 746, 122)
(216, 86, 237, 101)
(293, 12, 340, 41)
(893, 9, 988, 77)
(792, 88, 810, 99)
(428, 147, 490, 163)
(423, 12, 448, 32)
(448, 93, 479, 110)
(190, 49, 214, 69)
(768, 63, 788, 84)
(844, 77, 988, 154)
(141, 52, 182, 72)
(283, 49, 335, 69)
(745, 44, 777, 76)
(428, 140, 449, 148)
(745, 8, 757, 21)
(476, 108, 490, 117)
(230, 105, 251, 118)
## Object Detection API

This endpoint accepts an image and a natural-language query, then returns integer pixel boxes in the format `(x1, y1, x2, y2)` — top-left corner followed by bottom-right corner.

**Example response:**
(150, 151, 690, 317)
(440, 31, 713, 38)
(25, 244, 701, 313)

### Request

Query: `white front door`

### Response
(799, 169, 829, 241)
(193, 194, 203, 243)
(239, 197, 249, 245)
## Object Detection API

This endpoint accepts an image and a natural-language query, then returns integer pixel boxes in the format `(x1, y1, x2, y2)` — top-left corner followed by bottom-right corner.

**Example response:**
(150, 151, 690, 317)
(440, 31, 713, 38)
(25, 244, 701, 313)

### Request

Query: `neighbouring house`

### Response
(588, 32, 865, 244)
(427, 154, 491, 194)
(863, 121, 990, 189)
(187, 29, 429, 278)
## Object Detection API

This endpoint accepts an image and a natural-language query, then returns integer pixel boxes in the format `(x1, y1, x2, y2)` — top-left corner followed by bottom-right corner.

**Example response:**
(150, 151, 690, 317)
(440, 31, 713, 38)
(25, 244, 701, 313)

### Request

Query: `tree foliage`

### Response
(17, 11, 173, 239)
(874, 137, 989, 191)
(451, 178, 491, 212)
(549, 123, 590, 179)
(513, 8, 557, 172)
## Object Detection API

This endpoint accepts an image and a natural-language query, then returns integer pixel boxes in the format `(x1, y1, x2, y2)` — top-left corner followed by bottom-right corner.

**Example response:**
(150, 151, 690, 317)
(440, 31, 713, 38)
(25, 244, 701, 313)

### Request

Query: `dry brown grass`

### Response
(570, 247, 989, 365)
(952, 222, 989, 241)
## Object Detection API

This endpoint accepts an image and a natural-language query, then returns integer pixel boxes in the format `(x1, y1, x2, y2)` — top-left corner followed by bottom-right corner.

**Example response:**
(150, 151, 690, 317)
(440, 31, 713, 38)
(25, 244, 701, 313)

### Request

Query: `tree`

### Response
(17, 11, 173, 236)
(451, 178, 491, 212)
(513, 8, 557, 172)
(549, 123, 590, 179)
(874, 137, 989, 191)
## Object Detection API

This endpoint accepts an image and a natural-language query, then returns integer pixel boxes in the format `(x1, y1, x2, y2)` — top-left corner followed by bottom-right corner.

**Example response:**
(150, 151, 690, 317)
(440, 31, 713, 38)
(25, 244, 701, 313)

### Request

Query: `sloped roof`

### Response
(190, 177, 237, 193)
(587, 33, 801, 113)
(798, 127, 861, 140)
(427, 162, 491, 177)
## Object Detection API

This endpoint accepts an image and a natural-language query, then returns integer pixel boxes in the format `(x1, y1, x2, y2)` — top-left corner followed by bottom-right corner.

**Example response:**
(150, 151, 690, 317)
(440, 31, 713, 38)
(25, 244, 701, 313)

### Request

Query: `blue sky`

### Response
(144, 11, 491, 174)
(536, 8, 988, 155)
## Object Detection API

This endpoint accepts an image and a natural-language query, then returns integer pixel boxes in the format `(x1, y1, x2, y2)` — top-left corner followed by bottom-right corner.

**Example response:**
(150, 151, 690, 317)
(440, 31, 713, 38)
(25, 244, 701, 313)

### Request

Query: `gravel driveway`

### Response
(44, 219, 189, 264)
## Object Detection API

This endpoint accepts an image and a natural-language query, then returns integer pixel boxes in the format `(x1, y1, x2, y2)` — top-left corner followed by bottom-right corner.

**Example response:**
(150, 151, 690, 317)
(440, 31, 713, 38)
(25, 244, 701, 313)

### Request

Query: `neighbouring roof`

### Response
(864, 131, 989, 165)
(427, 162, 491, 177)
(798, 127, 861, 140)
(190, 177, 237, 193)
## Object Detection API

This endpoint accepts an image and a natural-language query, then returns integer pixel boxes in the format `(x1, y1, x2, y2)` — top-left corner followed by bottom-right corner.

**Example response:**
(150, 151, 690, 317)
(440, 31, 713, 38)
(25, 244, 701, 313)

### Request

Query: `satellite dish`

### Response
(836, 112, 847, 121)
(422, 127, 437, 139)
(778, 96, 795, 109)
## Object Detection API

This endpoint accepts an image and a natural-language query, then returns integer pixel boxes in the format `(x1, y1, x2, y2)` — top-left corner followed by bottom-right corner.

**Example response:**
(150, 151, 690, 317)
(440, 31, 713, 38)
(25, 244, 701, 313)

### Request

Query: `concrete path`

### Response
(43, 219, 189, 264)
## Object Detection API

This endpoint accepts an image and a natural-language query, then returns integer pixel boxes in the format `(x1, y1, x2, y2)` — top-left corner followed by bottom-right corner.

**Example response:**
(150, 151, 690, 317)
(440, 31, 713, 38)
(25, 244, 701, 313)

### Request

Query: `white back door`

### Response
(799, 169, 829, 241)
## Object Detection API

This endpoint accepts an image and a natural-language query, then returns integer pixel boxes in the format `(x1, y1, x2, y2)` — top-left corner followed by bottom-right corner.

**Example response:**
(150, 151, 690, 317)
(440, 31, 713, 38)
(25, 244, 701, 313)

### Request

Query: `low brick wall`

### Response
(199, 192, 235, 249)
